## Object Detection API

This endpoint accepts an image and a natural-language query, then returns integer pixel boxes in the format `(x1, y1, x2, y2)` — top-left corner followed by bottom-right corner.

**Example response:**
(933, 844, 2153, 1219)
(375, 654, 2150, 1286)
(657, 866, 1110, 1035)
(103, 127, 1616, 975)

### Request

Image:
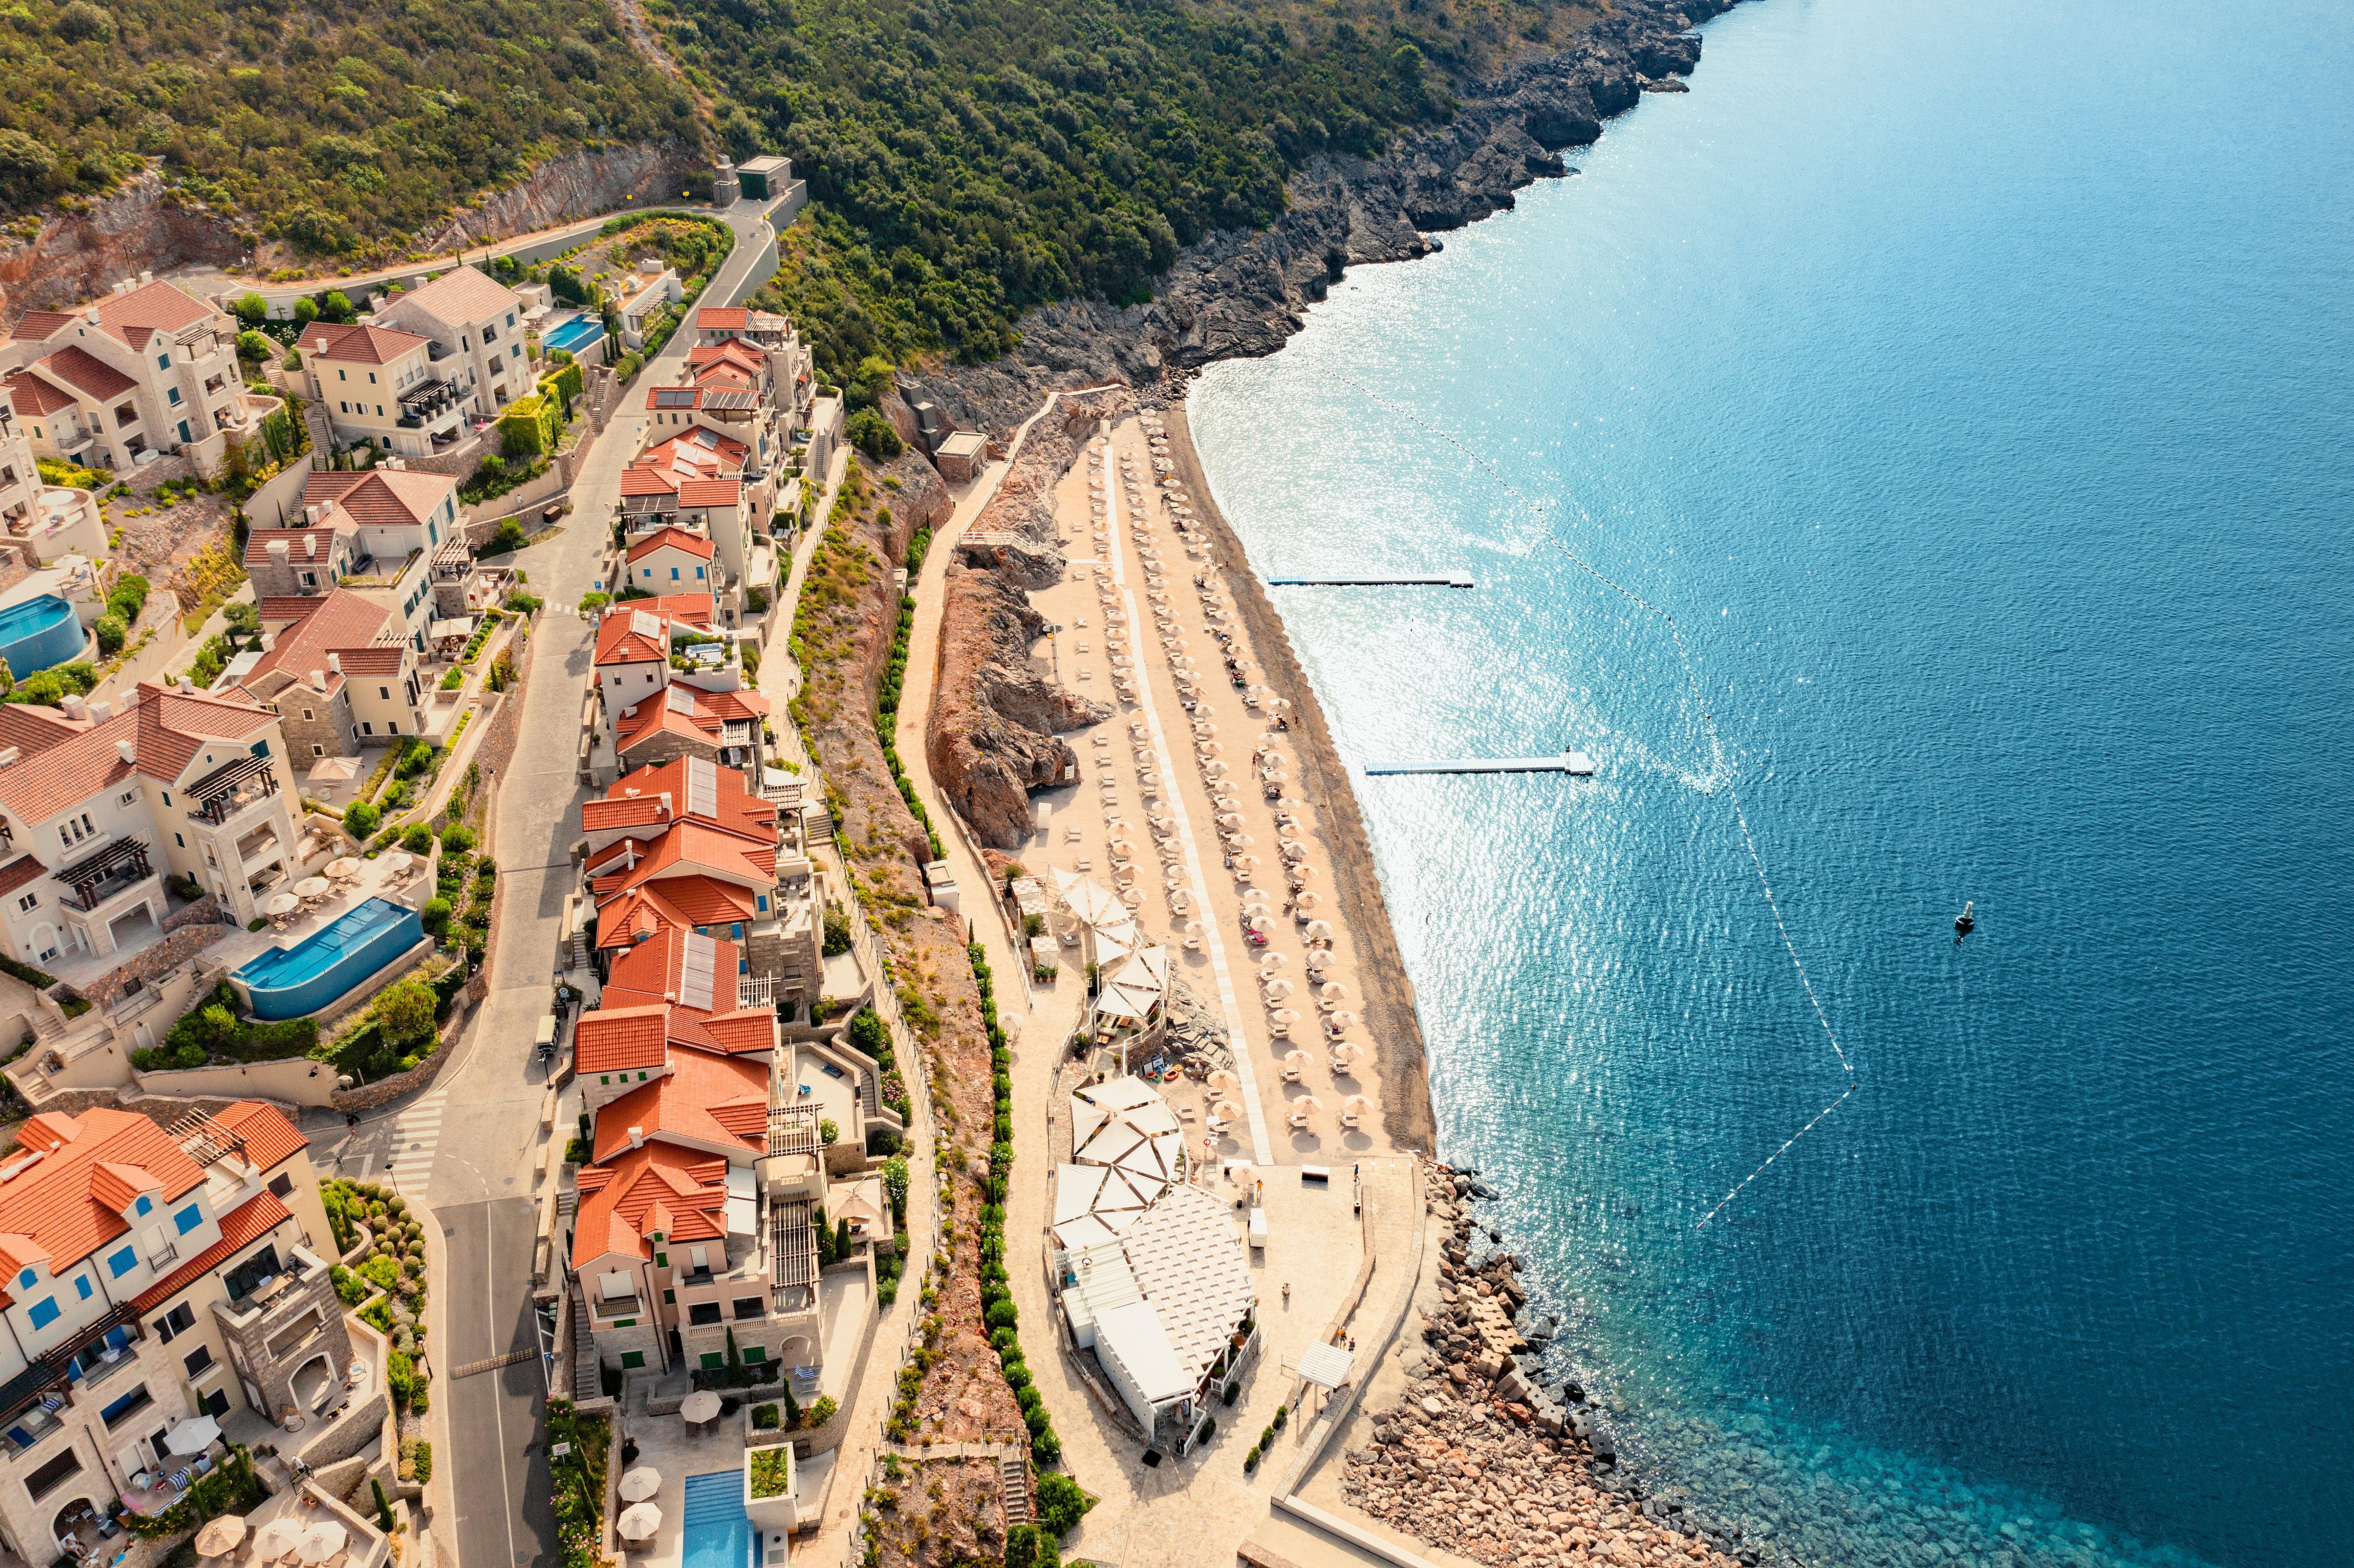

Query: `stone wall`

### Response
(218, 1267, 358, 1427)
(78, 913, 231, 1008)
(136, 1054, 338, 1107)
(279, 687, 359, 761)
(422, 143, 703, 255)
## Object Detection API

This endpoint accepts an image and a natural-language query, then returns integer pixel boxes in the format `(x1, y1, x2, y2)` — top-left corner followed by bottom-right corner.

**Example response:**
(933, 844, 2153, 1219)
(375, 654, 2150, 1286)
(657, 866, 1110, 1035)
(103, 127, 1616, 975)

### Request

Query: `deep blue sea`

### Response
(1188, 1, 2354, 1564)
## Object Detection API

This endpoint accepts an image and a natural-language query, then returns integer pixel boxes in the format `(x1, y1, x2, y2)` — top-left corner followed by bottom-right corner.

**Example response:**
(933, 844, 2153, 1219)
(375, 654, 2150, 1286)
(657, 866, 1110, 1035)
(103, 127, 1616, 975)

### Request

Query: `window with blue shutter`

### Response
(108, 1246, 137, 1278)
(74, 1277, 91, 1300)
(27, 1297, 58, 1329)
(174, 1204, 203, 1235)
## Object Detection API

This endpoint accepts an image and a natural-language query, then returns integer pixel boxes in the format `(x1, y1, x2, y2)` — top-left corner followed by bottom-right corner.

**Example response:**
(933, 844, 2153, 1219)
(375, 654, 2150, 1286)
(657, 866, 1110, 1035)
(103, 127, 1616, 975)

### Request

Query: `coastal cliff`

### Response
(909, 0, 1733, 430)
(929, 396, 1117, 848)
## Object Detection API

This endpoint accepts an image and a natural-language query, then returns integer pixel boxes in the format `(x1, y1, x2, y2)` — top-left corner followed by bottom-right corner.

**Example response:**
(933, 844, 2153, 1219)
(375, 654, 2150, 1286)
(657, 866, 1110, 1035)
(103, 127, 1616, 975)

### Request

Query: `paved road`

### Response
(291, 196, 785, 1568)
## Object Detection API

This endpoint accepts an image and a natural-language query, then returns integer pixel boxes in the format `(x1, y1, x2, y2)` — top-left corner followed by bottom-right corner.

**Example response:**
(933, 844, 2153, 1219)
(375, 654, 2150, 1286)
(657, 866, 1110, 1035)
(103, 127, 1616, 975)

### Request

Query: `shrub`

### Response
(92, 613, 126, 655)
(822, 909, 852, 955)
(342, 800, 381, 839)
(819, 1117, 838, 1145)
(750, 1403, 779, 1430)
(845, 407, 903, 461)
(807, 1394, 837, 1426)
(1035, 1473, 1094, 1537)
(371, 1477, 394, 1531)
(231, 293, 268, 323)
(410, 1441, 432, 1483)
(403, 824, 436, 853)
(985, 1298, 1018, 1330)
(370, 976, 438, 1049)
(331, 1266, 369, 1305)
(420, 898, 451, 936)
(440, 824, 476, 852)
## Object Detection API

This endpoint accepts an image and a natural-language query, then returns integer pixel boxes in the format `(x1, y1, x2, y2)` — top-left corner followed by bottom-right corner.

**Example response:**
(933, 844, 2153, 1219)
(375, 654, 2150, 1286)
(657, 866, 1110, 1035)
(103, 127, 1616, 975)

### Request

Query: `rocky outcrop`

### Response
(0, 174, 243, 321)
(904, 0, 1732, 434)
(927, 392, 1122, 847)
(422, 142, 703, 254)
(1341, 1167, 1754, 1568)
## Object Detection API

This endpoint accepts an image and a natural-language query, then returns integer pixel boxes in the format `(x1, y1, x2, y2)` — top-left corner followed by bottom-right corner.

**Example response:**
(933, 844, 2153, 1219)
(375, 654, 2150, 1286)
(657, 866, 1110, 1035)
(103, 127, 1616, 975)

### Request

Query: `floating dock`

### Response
(1365, 751, 1597, 777)
(1266, 574, 1476, 588)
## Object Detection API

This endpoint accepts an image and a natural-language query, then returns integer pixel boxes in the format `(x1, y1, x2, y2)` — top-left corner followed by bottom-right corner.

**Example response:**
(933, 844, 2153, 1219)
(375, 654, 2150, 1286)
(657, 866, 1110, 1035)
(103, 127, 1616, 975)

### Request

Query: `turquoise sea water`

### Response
(1188, 1, 2354, 1564)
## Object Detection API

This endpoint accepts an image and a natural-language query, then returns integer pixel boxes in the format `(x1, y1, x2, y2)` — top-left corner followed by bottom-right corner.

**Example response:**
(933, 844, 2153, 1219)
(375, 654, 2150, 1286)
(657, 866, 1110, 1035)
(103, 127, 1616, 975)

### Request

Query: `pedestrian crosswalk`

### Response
(384, 1091, 447, 1197)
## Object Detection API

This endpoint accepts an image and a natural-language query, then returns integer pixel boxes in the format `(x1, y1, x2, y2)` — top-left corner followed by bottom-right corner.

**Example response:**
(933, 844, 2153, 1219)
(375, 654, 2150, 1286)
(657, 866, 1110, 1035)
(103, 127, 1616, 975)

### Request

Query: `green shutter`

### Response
(620, 1350, 645, 1369)
(655, 1253, 667, 1268)
(699, 1351, 724, 1371)
(742, 1345, 765, 1364)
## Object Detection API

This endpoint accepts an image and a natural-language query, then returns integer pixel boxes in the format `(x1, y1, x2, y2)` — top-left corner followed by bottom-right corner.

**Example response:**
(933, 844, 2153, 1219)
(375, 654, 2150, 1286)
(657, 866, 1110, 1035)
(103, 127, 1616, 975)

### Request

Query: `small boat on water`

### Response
(1954, 900, 1976, 934)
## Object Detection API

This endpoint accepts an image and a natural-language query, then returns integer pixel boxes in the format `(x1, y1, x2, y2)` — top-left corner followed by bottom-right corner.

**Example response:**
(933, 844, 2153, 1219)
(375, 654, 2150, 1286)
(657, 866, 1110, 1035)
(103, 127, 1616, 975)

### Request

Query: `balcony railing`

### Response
(399, 376, 462, 419)
(0, 1306, 140, 1431)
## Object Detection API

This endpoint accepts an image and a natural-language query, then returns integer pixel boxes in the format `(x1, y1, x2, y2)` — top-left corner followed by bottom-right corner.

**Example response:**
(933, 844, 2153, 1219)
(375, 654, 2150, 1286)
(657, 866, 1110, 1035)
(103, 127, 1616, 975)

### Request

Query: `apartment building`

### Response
(614, 264, 680, 352)
(244, 470, 458, 652)
(566, 951, 888, 1381)
(371, 267, 531, 418)
(0, 388, 36, 537)
(582, 756, 819, 1009)
(590, 602, 736, 748)
(0, 682, 305, 955)
(2, 279, 243, 470)
(625, 527, 718, 608)
(243, 592, 426, 760)
(0, 1101, 351, 1568)
(295, 323, 470, 458)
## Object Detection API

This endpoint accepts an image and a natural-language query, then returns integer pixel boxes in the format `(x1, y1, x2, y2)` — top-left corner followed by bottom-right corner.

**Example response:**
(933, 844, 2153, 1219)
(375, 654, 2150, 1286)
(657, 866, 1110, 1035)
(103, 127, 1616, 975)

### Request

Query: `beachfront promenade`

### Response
(888, 398, 1464, 1568)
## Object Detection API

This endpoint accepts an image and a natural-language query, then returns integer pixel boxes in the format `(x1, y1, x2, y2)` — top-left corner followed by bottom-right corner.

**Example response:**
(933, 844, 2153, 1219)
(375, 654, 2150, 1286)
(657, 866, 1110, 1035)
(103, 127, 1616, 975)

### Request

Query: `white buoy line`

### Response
(1317, 366, 1855, 1230)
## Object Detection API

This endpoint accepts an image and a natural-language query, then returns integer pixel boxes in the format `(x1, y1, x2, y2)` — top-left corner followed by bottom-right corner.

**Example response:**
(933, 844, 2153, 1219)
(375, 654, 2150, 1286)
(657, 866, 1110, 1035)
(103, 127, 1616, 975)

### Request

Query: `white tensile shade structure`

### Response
(1053, 1159, 1159, 1251)
(1097, 946, 1171, 1026)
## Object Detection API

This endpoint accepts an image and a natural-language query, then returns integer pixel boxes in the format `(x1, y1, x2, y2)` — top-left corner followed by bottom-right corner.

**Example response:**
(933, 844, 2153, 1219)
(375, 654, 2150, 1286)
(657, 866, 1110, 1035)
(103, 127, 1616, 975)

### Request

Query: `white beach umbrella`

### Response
(1288, 1095, 1321, 1124)
(1293, 891, 1323, 913)
(618, 1504, 663, 1543)
(1328, 1009, 1361, 1031)
(1247, 915, 1274, 934)
(1270, 1008, 1301, 1028)
(1257, 951, 1289, 971)
(1305, 919, 1335, 941)
(1283, 1049, 1313, 1073)
(620, 1467, 664, 1502)
(1226, 832, 1255, 849)
(1305, 949, 1335, 973)
(1263, 978, 1294, 1001)
(1232, 855, 1261, 875)
(1207, 1069, 1242, 1093)
(1216, 813, 1244, 829)
(1211, 1100, 1244, 1123)
(1203, 759, 1230, 777)
(1320, 981, 1350, 1002)
(1185, 919, 1208, 942)
(1330, 1041, 1365, 1067)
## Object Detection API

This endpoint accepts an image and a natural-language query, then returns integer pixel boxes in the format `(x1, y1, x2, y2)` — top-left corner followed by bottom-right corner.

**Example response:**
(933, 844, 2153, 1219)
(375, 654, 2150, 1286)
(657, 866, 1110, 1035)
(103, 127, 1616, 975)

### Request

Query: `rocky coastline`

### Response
(909, 0, 1739, 434)
(1344, 1166, 1757, 1568)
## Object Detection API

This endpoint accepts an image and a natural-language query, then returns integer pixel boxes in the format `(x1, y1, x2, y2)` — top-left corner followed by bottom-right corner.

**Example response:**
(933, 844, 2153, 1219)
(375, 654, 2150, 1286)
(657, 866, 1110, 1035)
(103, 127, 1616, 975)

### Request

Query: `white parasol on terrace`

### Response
(295, 1522, 348, 1564)
(680, 1390, 722, 1426)
(618, 1505, 663, 1543)
(620, 1467, 664, 1502)
(166, 1416, 222, 1455)
(263, 891, 300, 918)
(252, 1521, 305, 1563)
(324, 856, 361, 882)
(193, 1518, 247, 1559)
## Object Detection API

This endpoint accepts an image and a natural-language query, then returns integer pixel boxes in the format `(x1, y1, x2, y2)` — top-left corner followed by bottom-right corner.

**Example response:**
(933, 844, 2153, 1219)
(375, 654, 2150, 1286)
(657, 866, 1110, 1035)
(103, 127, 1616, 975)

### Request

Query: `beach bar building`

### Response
(1053, 1078, 1255, 1454)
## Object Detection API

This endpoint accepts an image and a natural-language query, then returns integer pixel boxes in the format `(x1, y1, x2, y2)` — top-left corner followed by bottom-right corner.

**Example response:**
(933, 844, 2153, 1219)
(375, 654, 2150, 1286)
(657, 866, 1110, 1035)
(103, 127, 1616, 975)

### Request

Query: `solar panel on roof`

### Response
(655, 388, 697, 407)
(667, 685, 698, 715)
(686, 755, 718, 820)
(630, 610, 662, 639)
(680, 932, 717, 1012)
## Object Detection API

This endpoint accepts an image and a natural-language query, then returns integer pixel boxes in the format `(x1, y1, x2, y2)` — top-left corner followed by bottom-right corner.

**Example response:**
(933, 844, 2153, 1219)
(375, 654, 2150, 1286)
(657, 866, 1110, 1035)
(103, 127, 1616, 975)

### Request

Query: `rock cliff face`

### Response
(0, 174, 243, 321)
(423, 142, 703, 253)
(927, 392, 1120, 847)
(906, 0, 1731, 432)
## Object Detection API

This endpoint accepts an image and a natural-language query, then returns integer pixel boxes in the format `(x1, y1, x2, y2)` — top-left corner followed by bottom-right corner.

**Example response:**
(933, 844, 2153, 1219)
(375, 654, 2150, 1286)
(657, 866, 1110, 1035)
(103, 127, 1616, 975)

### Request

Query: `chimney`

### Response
(659, 792, 673, 818)
(84, 308, 100, 326)
(627, 1127, 645, 1150)
(138, 270, 153, 287)
(59, 694, 85, 721)
(178, 675, 196, 693)
(303, 534, 317, 559)
(327, 652, 342, 675)
(268, 538, 290, 566)
(116, 738, 135, 766)
(0, 747, 18, 769)
(304, 503, 322, 526)
(89, 701, 111, 723)
(310, 669, 326, 689)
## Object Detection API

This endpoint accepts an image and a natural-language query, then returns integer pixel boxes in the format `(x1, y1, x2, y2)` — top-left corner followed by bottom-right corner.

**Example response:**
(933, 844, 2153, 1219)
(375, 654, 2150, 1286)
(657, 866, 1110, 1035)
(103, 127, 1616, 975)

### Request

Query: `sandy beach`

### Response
(992, 403, 1434, 1164)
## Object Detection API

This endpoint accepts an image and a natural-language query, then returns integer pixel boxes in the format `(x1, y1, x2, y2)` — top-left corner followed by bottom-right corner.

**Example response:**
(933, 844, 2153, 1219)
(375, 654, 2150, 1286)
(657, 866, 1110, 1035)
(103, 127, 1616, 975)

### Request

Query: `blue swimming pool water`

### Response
(542, 313, 605, 355)
(680, 1471, 752, 1568)
(0, 594, 87, 678)
(233, 897, 422, 1020)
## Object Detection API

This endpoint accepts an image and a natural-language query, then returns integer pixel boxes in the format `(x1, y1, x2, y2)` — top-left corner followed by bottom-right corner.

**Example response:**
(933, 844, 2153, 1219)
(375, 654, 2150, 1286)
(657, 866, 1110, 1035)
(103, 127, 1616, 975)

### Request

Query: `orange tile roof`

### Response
(396, 265, 522, 327)
(696, 308, 747, 331)
(620, 465, 682, 499)
(304, 469, 457, 531)
(0, 1107, 207, 1278)
(298, 322, 428, 366)
(701, 1010, 777, 1056)
(13, 280, 214, 352)
(615, 755, 776, 835)
(207, 1102, 309, 1173)
(9, 311, 75, 343)
(677, 479, 742, 509)
(132, 1191, 293, 1312)
(0, 706, 86, 758)
(643, 426, 749, 476)
(574, 1004, 671, 1076)
(594, 606, 702, 667)
(245, 589, 394, 694)
(33, 345, 135, 400)
(3, 369, 75, 416)
(242, 524, 350, 570)
(569, 1143, 730, 1271)
(582, 796, 672, 833)
(595, 819, 775, 894)
(0, 857, 44, 897)
(627, 527, 715, 564)
(0, 685, 274, 822)
(615, 683, 768, 754)
(592, 1046, 768, 1163)
(591, 878, 758, 948)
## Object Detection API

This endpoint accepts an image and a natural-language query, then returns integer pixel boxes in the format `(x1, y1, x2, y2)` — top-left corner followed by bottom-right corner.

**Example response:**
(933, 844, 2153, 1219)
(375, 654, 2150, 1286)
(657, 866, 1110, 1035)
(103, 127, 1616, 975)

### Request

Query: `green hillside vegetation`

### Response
(0, 0, 695, 259)
(673, 0, 1591, 374)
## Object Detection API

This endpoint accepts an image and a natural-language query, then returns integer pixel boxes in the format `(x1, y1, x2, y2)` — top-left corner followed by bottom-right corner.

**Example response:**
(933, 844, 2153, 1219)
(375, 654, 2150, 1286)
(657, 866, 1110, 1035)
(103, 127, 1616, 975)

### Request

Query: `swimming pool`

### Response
(543, 312, 606, 356)
(681, 1471, 753, 1568)
(232, 897, 423, 1020)
(0, 594, 87, 678)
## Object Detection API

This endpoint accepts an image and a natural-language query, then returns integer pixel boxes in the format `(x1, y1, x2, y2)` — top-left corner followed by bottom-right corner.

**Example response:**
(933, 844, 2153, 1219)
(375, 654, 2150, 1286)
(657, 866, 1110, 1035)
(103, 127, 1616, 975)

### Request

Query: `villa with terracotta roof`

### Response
(294, 322, 473, 458)
(0, 680, 304, 964)
(564, 934, 892, 1381)
(1, 277, 263, 473)
(588, 603, 760, 781)
(371, 266, 533, 421)
(239, 590, 426, 760)
(619, 412, 772, 628)
(0, 1101, 356, 1567)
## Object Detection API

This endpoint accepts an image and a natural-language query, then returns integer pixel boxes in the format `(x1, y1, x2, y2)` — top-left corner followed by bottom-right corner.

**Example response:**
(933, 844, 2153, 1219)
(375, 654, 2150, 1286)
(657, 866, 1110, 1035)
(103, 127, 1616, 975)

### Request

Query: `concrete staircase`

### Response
(999, 1452, 1030, 1526)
